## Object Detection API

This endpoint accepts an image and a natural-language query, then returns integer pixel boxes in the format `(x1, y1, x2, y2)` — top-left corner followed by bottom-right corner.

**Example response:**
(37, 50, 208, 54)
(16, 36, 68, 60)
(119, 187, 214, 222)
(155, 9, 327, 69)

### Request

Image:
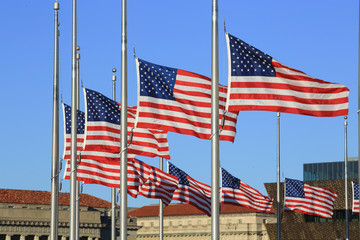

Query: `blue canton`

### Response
(285, 178, 305, 198)
(221, 168, 240, 189)
(85, 88, 121, 125)
(169, 163, 190, 186)
(228, 33, 276, 77)
(64, 103, 85, 134)
(354, 182, 359, 200)
(138, 58, 177, 100)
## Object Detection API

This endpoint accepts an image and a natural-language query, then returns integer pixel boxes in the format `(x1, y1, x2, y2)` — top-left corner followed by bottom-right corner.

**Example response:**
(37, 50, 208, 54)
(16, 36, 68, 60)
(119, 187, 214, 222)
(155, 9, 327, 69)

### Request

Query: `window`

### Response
(188, 220, 192, 225)
(238, 219, 242, 224)
(178, 221, 182, 226)
(169, 221, 173, 226)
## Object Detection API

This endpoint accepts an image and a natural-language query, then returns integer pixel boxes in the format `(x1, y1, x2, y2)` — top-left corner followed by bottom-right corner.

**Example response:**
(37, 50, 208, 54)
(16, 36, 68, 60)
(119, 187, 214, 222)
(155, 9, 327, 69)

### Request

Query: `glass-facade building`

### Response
(303, 157, 359, 181)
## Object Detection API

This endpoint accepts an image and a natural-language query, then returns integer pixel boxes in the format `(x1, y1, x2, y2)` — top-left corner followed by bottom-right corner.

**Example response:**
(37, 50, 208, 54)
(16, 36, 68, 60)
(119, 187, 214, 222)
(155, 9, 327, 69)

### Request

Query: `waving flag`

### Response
(221, 168, 273, 213)
(62, 103, 85, 180)
(62, 101, 139, 196)
(131, 158, 178, 205)
(284, 178, 337, 218)
(83, 88, 170, 159)
(135, 58, 239, 142)
(169, 162, 211, 216)
(225, 33, 349, 117)
(352, 181, 359, 214)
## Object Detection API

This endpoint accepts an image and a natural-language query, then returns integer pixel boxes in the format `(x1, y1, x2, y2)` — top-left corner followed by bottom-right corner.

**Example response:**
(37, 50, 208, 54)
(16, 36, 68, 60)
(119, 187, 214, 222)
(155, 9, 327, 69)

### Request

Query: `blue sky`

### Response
(0, 1, 358, 208)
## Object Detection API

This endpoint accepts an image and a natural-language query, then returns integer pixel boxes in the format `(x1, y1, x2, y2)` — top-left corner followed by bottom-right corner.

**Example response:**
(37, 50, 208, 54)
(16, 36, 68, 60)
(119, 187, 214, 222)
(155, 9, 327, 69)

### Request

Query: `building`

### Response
(303, 157, 359, 181)
(264, 157, 360, 240)
(128, 203, 276, 240)
(0, 189, 139, 240)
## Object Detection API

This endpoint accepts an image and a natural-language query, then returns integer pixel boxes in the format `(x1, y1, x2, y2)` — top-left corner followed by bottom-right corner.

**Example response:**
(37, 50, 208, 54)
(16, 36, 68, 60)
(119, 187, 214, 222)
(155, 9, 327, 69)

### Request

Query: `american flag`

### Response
(284, 178, 337, 219)
(221, 168, 273, 213)
(225, 33, 349, 117)
(82, 88, 170, 160)
(131, 158, 178, 205)
(62, 101, 139, 196)
(135, 58, 239, 142)
(169, 162, 211, 216)
(69, 88, 169, 197)
(62, 103, 85, 181)
(352, 181, 359, 214)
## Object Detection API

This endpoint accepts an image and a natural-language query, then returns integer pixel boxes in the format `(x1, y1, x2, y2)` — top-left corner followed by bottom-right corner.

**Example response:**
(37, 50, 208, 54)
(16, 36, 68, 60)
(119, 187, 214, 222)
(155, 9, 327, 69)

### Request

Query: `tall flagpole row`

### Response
(211, 0, 220, 239)
(69, 0, 78, 239)
(276, 112, 281, 240)
(111, 68, 117, 240)
(120, 0, 128, 238)
(344, 116, 349, 240)
(50, 2, 60, 239)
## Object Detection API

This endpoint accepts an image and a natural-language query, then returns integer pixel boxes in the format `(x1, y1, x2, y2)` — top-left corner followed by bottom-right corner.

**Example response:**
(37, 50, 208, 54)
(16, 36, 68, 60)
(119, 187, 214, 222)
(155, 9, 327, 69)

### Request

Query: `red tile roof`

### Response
(128, 203, 274, 217)
(0, 189, 116, 209)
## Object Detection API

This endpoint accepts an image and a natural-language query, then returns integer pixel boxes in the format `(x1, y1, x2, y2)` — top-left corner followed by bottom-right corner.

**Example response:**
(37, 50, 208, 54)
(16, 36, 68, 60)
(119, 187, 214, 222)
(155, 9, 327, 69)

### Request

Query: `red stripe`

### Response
(230, 93, 348, 105)
(177, 69, 211, 80)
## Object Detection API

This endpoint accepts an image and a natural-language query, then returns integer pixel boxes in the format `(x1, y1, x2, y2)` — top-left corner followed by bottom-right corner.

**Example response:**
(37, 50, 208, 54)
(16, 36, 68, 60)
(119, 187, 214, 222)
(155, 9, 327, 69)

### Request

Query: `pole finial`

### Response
(76, 46, 80, 51)
(112, 68, 117, 82)
(133, 45, 136, 58)
(54, 2, 59, 10)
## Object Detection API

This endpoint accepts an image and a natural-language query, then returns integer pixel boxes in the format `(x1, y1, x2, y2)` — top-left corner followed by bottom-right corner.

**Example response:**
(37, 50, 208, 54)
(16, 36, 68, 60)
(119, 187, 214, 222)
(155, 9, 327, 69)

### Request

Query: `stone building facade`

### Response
(0, 189, 139, 240)
(128, 203, 276, 240)
(264, 179, 360, 240)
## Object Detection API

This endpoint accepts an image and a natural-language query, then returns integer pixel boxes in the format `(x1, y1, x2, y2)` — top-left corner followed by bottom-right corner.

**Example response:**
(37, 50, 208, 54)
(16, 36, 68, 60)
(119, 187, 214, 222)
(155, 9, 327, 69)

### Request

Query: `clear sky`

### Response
(0, 1, 358, 208)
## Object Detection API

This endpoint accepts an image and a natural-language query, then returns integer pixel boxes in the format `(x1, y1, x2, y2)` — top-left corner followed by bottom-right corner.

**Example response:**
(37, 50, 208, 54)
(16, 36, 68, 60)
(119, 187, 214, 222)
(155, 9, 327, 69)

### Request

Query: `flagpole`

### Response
(276, 112, 281, 240)
(111, 68, 117, 240)
(50, 2, 60, 239)
(358, 0, 360, 230)
(69, 0, 78, 238)
(344, 116, 349, 240)
(211, 0, 220, 239)
(120, 0, 128, 238)
(75, 46, 81, 240)
(159, 157, 164, 240)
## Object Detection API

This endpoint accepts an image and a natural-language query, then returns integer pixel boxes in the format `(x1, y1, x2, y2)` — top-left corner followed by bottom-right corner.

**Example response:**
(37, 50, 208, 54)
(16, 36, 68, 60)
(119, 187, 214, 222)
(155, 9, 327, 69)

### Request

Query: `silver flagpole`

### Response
(69, 0, 78, 239)
(211, 0, 220, 239)
(358, 0, 360, 231)
(75, 46, 81, 240)
(111, 68, 117, 240)
(344, 116, 349, 240)
(120, 0, 128, 238)
(159, 157, 164, 240)
(50, 2, 60, 239)
(276, 112, 281, 240)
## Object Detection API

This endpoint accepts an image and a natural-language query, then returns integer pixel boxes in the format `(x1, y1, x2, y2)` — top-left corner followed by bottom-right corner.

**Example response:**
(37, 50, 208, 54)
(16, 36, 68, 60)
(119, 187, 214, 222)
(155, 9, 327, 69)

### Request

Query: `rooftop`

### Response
(0, 189, 116, 209)
(128, 202, 274, 217)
